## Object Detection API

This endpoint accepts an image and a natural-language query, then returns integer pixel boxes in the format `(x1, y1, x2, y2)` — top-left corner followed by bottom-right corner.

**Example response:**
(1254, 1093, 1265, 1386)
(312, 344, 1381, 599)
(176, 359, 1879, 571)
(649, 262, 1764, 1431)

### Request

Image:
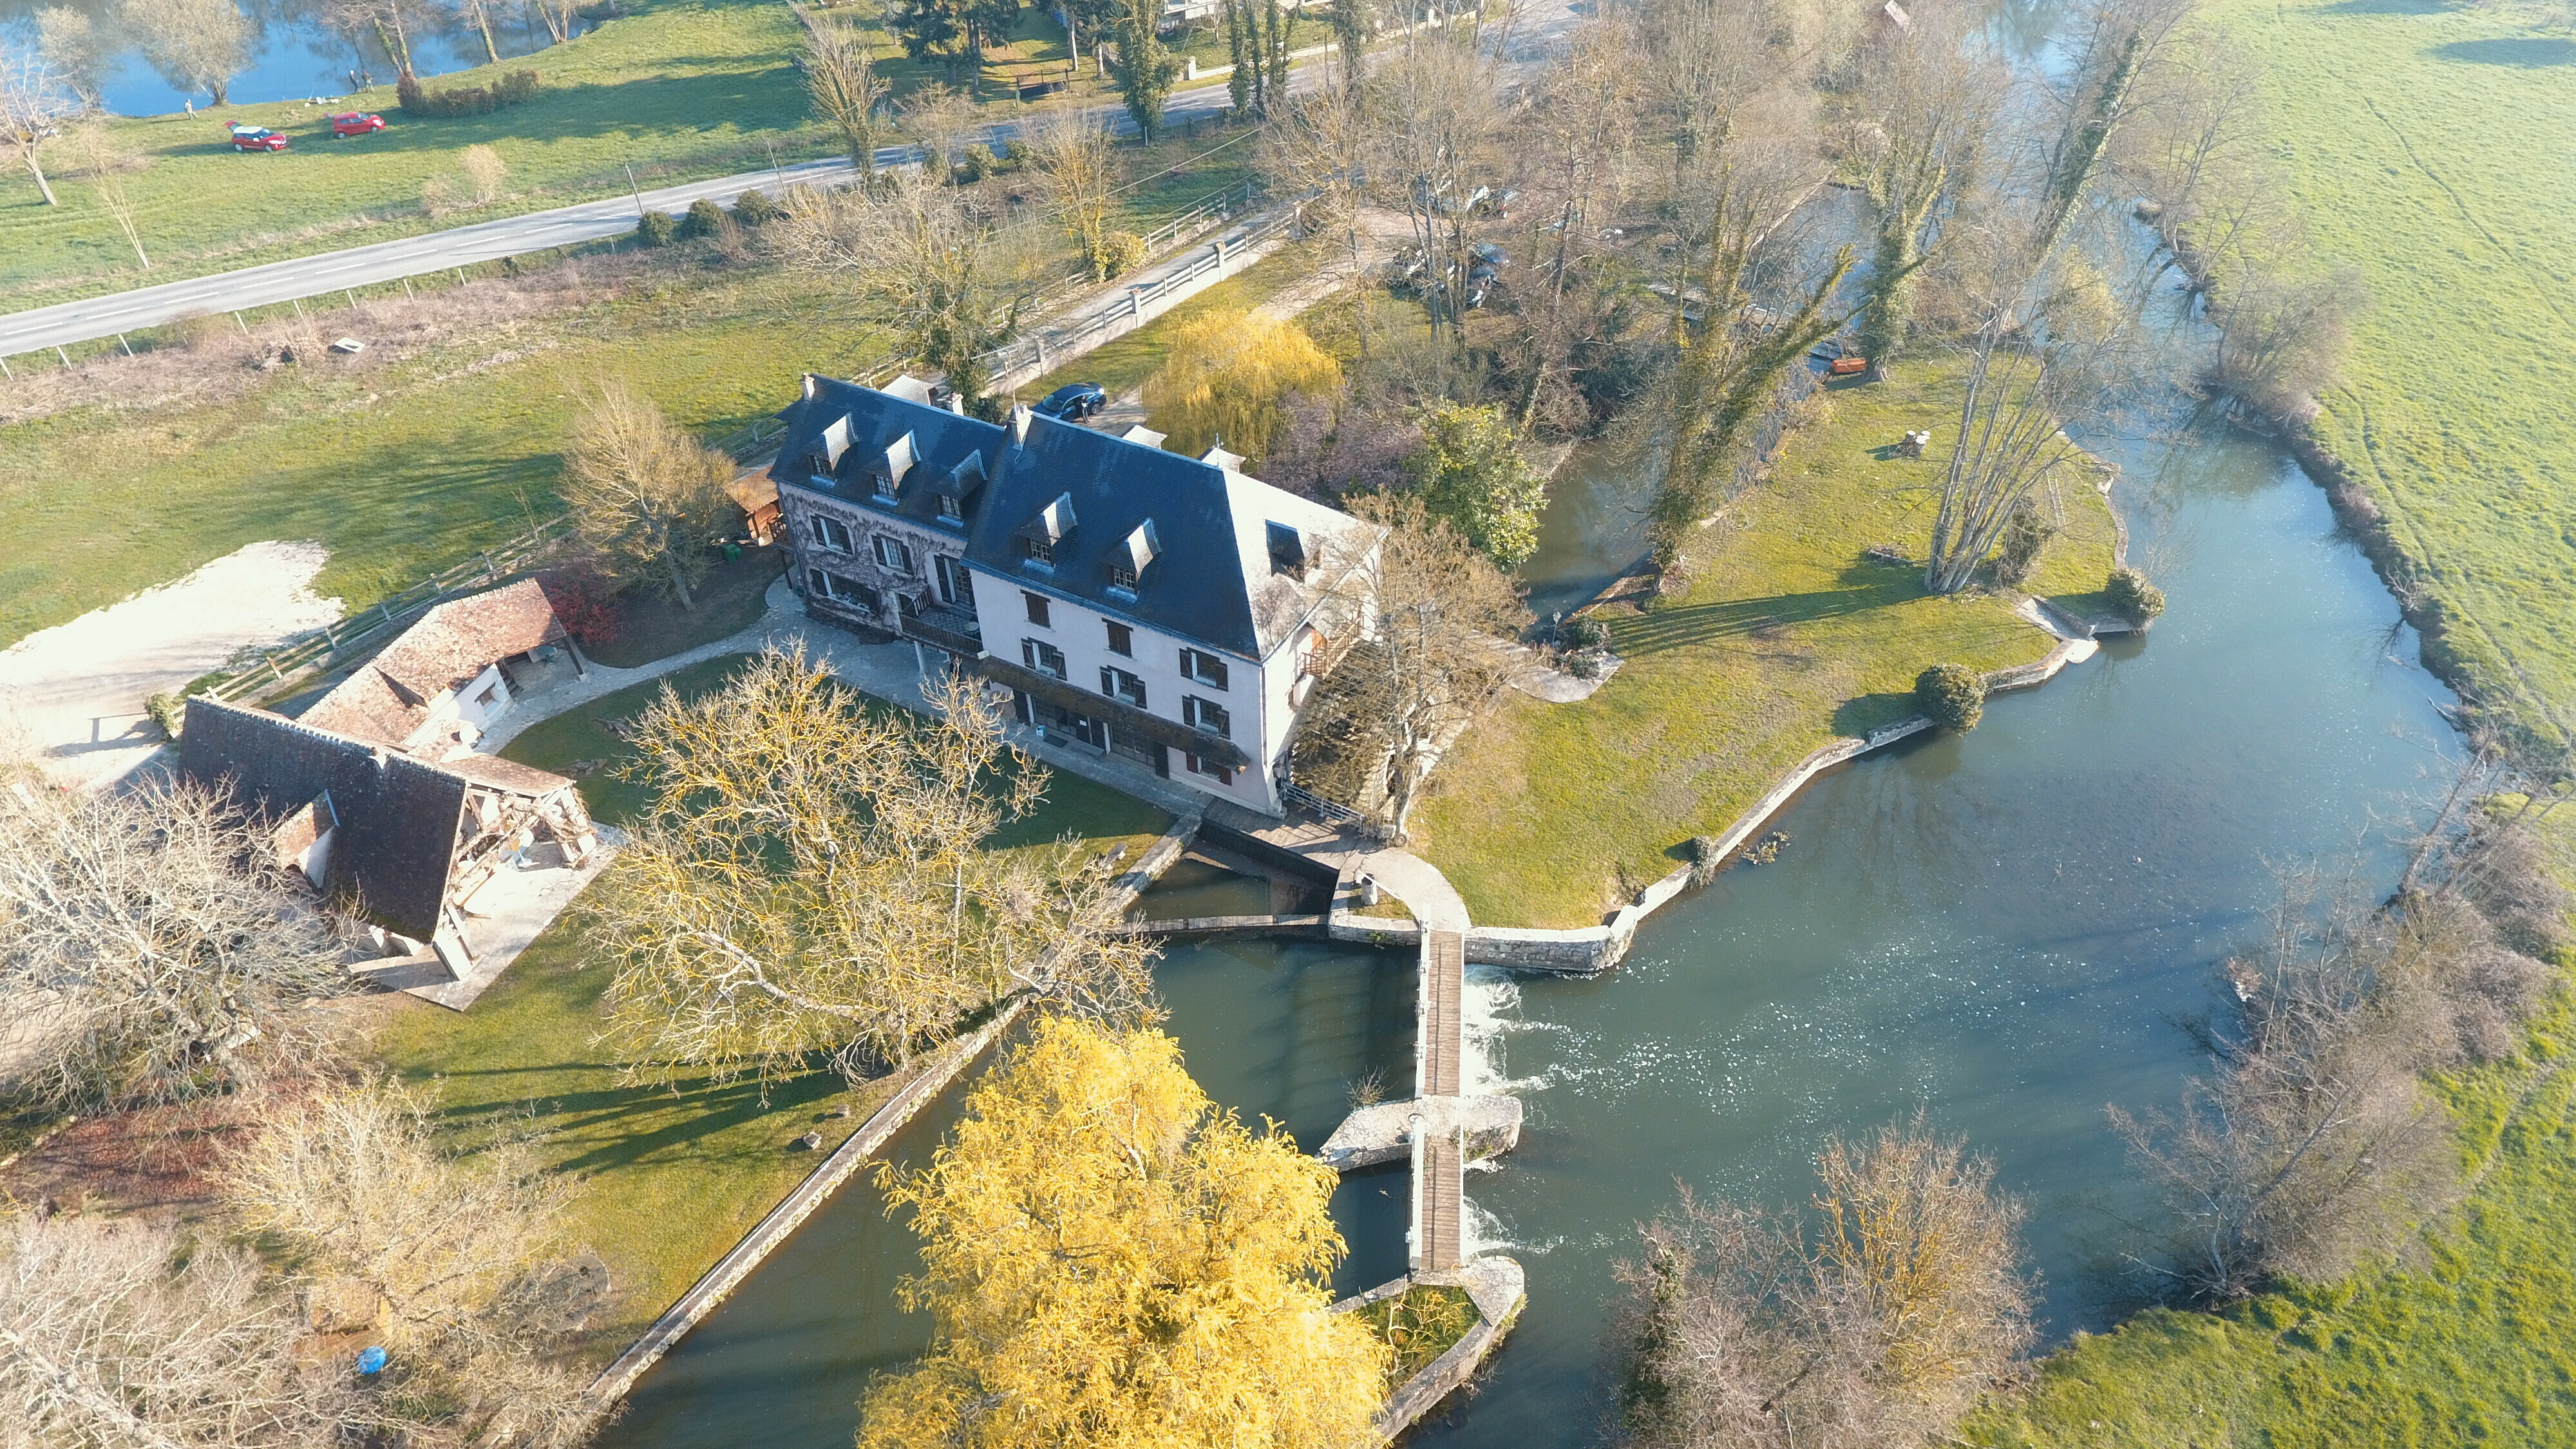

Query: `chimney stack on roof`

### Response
(1011, 402, 1034, 446)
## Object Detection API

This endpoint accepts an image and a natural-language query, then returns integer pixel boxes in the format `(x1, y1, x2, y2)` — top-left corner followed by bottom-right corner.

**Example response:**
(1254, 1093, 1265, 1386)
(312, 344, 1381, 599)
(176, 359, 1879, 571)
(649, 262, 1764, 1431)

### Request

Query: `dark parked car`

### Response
(1035, 382, 1108, 420)
(228, 125, 289, 152)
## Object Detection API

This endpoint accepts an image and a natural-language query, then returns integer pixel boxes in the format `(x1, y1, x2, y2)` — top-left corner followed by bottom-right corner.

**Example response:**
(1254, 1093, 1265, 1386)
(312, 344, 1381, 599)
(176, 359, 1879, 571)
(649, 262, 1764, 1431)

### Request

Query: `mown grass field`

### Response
(0, 120, 1267, 655)
(1964, 810, 2576, 1447)
(0, 255, 875, 651)
(2199, 0, 2576, 744)
(1411, 359, 2122, 928)
(369, 651, 1170, 1363)
(0, 0, 1329, 312)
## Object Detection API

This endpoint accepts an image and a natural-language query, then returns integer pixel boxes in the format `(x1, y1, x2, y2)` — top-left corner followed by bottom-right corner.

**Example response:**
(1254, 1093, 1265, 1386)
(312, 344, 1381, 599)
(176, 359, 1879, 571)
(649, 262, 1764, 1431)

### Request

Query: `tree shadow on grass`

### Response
(1831, 690, 1922, 737)
(2432, 37, 2576, 66)
(1613, 578, 1920, 656)
(425, 1061, 851, 1177)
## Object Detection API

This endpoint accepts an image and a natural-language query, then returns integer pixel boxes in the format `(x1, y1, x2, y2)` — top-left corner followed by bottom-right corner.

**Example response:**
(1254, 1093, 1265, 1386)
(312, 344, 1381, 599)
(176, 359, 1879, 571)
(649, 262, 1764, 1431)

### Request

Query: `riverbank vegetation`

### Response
(1412, 357, 2118, 927)
(2170, 0, 2576, 752)
(1967, 802, 2576, 1446)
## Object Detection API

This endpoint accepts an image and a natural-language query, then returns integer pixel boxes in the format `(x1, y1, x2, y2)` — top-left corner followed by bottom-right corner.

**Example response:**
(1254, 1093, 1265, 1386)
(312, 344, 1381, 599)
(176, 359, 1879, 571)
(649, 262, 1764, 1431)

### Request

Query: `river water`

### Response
(0, 0, 571, 117)
(595, 392, 2459, 1445)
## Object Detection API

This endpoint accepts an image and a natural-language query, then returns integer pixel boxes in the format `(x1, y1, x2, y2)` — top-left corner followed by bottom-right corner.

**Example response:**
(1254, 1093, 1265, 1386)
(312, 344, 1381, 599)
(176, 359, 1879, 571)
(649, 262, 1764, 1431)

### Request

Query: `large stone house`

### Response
(770, 374, 1376, 817)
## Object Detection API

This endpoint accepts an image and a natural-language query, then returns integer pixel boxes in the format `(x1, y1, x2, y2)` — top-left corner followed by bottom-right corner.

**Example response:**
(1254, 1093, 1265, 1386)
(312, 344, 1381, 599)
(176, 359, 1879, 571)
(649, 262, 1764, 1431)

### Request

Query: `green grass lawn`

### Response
(2200, 0, 2576, 746)
(578, 547, 784, 669)
(0, 0, 1336, 314)
(0, 256, 885, 652)
(369, 654, 1171, 1363)
(1411, 359, 2121, 928)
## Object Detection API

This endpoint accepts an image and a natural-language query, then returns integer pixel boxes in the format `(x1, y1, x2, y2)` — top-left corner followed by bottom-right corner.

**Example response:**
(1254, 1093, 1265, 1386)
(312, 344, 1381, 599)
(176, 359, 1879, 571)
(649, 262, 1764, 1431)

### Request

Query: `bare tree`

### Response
(2208, 264, 2363, 422)
(225, 1078, 598, 1448)
(1264, 77, 1381, 360)
(127, 0, 251, 107)
(1, 1215, 339, 1449)
(1293, 493, 1524, 841)
(1846, 0, 2003, 376)
(449, 0, 502, 62)
(530, 0, 582, 45)
(0, 41, 70, 206)
(2112, 808, 2562, 1305)
(799, 5, 891, 181)
(1366, 35, 1502, 344)
(558, 380, 737, 609)
(774, 171, 1037, 417)
(896, 80, 978, 184)
(1616, 1122, 2034, 1449)
(64, 120, 150, 269)
(1624, 0, 1856, 571)
(1019, 108, 1122, 280)
(33, 7, 111, 110)
(1501, 13, 1642, 430)
(0, 778, 345, 1112)
(587, 647, 1157, 1088)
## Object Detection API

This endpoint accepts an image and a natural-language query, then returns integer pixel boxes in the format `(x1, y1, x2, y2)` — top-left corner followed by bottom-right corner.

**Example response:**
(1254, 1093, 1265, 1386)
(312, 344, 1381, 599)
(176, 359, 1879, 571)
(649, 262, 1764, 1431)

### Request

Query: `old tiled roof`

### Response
(178, 696, 575, 938)
(301, 579, 562, 746)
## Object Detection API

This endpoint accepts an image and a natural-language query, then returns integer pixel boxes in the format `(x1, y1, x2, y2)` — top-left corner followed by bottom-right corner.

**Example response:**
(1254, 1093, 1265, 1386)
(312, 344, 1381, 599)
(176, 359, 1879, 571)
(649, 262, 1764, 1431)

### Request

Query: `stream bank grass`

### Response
(1962, 810, 2576, 1446)
(2199, 0, 2576, 744)
(368, 654, 1170, 1363)
(1411, 357, 2120, 929)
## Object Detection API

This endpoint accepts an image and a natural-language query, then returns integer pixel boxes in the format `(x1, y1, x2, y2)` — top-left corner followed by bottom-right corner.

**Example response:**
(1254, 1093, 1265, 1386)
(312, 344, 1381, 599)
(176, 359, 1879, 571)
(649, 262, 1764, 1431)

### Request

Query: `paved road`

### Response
(0, 3, 1576, 363)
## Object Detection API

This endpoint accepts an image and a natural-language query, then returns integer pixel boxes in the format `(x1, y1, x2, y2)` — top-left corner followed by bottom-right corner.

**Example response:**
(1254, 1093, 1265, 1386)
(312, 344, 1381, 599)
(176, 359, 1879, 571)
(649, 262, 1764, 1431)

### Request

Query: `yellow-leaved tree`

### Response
(861, 1016, 1392, 1449)
(1141, 308, 1341, 462)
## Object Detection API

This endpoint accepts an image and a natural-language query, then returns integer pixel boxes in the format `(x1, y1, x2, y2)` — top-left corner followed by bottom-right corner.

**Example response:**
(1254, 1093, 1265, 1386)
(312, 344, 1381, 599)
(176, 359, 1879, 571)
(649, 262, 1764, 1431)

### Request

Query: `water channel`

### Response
(596, 374, 2460, 1446)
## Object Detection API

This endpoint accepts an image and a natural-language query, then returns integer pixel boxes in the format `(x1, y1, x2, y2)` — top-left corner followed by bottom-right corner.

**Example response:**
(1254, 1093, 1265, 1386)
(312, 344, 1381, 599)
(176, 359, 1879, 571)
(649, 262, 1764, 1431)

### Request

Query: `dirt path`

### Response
(0, 540, 343, 789)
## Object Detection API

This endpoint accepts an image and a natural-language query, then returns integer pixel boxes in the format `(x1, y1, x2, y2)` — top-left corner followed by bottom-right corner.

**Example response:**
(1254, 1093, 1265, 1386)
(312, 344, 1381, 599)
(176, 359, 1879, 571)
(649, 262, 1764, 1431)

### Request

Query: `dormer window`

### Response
(1018, 492, 1077, 570)
(938, 493, 963, 520)
(818, 416, 852, 471)
(1110, 521, 1158, 595)
(884, 431, 918, 488)
(1267, 521, 1307, 578)
(870, 471, 898, 502)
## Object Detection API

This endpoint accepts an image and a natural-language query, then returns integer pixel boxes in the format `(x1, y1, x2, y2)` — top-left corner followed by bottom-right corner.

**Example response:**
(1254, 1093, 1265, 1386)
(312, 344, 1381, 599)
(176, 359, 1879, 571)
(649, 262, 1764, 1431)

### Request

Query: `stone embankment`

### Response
(1334, 1257, 1529, 1441)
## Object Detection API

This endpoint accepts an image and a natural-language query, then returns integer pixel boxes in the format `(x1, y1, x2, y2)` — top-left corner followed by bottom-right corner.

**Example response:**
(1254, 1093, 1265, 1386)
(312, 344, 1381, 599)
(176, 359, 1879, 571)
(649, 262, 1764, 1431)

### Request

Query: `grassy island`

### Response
(1410, 357, 2121, 929)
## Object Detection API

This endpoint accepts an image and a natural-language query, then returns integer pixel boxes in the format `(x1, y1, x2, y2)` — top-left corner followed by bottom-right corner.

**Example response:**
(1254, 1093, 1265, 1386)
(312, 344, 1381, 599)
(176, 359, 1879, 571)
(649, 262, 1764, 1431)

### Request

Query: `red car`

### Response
(330, 111, 386, 138)
(228, 125, 289, 152)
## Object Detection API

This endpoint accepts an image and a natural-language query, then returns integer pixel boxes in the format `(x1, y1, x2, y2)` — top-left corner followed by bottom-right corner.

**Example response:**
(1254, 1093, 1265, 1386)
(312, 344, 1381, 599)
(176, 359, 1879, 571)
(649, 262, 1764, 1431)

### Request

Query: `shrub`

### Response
(2107, 565, 2166, 623)
(457, 144, 507, 205)
(634, 209, 679, 248)
(145, 692, 187, 739)
(1687, 834, 1723, 886)
(1558, 614, 1611, 652)
(958, 142, 999, 182)
(397, 68, 540, 118)
(536, 567, 621, 647)
(1991, 503, 2054, 588)
(678, 197, 728, 241)
(1916, 663, 1986, 732)
(730, 188, 781, 227)
(1090, 229, 1148, 279)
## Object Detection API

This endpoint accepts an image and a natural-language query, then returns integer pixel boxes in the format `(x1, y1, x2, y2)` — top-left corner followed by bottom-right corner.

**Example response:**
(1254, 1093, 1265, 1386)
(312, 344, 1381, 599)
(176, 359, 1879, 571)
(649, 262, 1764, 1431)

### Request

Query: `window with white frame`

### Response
(1182, 696, 1231, 739)
(1099, 667, 1146, 708)
(873, 535, 914, 572)
(1184, 750, 1234, 786)
(1179, 648, 1229, 690)
(809, 514, 854, 553)
(1022, 638, 1068, 679)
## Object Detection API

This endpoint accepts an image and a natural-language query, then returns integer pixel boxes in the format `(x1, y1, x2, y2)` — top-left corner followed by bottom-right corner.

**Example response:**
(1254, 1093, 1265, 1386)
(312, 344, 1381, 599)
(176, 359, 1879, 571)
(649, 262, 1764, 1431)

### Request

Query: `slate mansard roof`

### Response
(769, 376, 1366, 659)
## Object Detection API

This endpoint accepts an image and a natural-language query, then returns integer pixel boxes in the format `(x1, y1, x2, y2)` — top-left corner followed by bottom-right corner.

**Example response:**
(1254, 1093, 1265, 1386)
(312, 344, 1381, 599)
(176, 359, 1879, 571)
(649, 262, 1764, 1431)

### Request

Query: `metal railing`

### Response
(1282, 781, 1367, 828)
(978, 197, 1296, 383)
